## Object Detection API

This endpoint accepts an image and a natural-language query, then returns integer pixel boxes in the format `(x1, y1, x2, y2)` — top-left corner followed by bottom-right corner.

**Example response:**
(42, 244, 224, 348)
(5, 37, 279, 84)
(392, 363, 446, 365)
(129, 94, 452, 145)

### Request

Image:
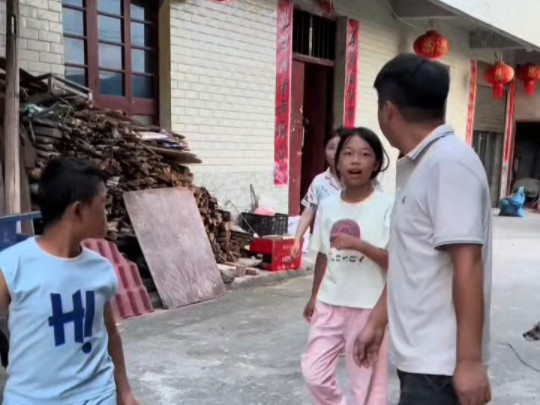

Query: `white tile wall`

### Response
(305, 0, 478, 193)
(168, 0, 498, 207)
(1, 0, 515, 211)
(169, 0, 287, 212)
(0, 0, 64, 75)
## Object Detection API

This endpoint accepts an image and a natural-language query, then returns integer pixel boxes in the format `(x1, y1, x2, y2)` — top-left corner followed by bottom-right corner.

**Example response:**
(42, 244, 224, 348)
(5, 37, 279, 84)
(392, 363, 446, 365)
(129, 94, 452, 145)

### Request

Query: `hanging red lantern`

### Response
(485, 61, 515, 100)
(413, 30, 449, 60)
(517, 63, 539, 96)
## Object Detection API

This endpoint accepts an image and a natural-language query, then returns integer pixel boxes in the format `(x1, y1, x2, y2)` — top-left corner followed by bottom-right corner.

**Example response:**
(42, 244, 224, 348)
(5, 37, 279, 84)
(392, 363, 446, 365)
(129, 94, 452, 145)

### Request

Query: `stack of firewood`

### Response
(14, 81, 247, 264)
(25, 100, 195, 240)
(195, 188, 253, 263)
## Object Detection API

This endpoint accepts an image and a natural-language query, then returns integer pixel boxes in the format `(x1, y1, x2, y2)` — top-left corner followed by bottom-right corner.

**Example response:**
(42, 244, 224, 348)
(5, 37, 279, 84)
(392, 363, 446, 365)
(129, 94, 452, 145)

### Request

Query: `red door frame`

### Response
(465, 60, 478, 146)
(273, 1, 360, 191)
(503, 80, 517, 194)
(344, 19, 359, 127)
(288, 61, 306, 215)
(274, 0, 294, 186)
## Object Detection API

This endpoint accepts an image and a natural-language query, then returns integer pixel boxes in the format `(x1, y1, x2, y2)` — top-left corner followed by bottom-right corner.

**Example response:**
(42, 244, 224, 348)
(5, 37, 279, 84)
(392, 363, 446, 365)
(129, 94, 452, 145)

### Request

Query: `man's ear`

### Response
(386, 101, 398, 122)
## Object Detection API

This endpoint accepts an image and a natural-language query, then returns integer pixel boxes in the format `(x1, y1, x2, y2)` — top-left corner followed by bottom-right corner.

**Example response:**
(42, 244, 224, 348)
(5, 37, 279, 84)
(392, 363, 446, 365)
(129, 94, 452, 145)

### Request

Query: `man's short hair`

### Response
(374, 53, 449, 122)
(38, 158, 105, 228)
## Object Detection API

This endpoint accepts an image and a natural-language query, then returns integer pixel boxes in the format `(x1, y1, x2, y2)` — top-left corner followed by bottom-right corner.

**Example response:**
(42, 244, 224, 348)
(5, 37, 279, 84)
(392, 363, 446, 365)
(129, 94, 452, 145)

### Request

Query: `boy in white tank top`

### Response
(0, 158, 139, 405)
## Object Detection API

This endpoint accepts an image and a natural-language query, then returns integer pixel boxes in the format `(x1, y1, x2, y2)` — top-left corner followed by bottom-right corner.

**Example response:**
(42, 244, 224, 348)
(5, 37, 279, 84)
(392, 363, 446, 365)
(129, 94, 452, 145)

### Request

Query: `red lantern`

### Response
(413, 30, 449, 60)
(485, 61, 515, 100)
(517, 63, 539, 96)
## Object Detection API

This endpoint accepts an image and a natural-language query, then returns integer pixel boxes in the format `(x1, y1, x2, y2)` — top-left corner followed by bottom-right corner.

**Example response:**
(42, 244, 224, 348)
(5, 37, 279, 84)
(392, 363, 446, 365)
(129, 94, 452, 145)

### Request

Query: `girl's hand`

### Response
(292, 239, 302, 259)
(331, 234, 361, 251)
(303, 297, 316, 322)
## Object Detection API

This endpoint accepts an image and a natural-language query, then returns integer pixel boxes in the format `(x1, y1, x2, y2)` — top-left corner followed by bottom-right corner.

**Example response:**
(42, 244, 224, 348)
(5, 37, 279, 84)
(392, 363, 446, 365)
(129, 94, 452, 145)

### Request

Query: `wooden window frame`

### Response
(62, 0, 159, 119)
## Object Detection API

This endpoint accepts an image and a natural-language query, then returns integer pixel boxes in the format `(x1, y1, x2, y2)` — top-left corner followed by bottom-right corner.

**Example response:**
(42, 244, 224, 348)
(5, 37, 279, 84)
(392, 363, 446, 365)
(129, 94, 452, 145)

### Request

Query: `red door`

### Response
(301, 65, 333, 201)
(289, 61, 306, 215)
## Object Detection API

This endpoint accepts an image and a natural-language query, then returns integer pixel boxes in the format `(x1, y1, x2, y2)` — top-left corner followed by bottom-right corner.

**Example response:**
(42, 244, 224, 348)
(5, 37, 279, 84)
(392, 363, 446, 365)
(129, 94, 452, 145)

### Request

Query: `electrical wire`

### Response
(383, 0, 419, 29)
(504, 342, 540, 374)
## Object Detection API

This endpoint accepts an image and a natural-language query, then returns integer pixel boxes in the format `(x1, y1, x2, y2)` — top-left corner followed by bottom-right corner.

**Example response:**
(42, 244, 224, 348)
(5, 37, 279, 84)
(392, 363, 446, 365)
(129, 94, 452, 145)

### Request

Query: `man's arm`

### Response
(354, 286, 387, 368)
(104, 303, 138, 404)
(447, 244, 484, 363)
(447, 244, 491, 405)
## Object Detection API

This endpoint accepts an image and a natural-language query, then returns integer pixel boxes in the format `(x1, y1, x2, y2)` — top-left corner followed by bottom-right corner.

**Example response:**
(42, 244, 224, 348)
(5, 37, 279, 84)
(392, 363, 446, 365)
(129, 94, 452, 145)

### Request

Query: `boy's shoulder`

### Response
(81, 247, 114, 267)
(0, 239, 113, 271)
(0, 237, 36, 262)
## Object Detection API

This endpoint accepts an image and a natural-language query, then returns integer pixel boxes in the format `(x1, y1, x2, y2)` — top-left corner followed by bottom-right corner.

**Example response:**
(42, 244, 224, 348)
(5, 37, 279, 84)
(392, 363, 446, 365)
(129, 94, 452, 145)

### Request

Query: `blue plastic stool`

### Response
(0, 212, 42, 251)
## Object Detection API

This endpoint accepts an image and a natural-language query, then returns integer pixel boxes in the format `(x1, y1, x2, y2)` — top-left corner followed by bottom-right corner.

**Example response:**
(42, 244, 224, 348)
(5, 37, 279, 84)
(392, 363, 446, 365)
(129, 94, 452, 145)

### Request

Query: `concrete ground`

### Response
(118, 214, 540, 404)
(1, 215, 540, 403)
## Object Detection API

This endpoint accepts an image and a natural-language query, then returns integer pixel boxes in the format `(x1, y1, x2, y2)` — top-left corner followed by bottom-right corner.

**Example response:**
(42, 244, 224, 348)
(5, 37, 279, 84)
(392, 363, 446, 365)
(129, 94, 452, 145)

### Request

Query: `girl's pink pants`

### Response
(301, 301, 388, 405)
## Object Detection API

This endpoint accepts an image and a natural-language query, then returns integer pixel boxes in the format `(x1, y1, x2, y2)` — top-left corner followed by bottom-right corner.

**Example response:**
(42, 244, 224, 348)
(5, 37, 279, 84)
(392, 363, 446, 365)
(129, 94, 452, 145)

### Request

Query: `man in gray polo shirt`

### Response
(354, 54, 492, 405)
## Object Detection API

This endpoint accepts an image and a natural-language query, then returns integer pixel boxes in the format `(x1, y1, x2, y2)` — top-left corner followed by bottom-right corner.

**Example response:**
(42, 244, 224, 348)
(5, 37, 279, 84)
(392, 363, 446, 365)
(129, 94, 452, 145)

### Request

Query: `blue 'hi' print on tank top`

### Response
(0, 238, 118, 405)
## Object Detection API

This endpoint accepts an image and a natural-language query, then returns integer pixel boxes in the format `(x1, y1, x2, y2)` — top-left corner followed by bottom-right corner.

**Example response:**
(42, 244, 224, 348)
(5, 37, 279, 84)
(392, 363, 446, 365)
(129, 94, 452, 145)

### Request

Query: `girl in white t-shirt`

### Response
(301, 127, 393, 405)
(292, 132, 341, 259)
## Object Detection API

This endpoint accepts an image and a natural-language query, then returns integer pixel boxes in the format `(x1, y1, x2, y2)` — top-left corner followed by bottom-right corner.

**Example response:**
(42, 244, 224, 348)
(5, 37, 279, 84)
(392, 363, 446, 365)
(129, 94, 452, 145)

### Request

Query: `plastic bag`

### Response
(499, 187, 526, 217)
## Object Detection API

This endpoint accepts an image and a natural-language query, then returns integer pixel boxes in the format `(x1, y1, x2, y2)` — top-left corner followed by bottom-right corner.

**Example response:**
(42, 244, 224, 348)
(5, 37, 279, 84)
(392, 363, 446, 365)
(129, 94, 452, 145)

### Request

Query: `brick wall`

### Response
(169, 0, 285, 212)
(0, 0, 64, 76)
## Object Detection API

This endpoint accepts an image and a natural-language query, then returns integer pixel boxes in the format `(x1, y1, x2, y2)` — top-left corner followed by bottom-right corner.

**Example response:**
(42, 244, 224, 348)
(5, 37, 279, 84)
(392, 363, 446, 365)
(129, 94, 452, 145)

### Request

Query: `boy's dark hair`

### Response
(38, 158, 106, 228)
(374, 53, 449, 122)
(335, 127, 389, 179)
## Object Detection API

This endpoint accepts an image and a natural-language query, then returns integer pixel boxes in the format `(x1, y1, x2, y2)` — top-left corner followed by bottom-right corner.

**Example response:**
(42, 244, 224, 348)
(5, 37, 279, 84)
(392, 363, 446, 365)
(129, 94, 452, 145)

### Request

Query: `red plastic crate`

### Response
(249, 237, 301, 272)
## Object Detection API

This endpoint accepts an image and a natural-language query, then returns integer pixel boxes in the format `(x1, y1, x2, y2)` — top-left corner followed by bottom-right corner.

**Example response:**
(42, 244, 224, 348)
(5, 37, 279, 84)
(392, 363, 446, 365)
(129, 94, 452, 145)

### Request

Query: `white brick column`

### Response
(0, 0, 64, 76)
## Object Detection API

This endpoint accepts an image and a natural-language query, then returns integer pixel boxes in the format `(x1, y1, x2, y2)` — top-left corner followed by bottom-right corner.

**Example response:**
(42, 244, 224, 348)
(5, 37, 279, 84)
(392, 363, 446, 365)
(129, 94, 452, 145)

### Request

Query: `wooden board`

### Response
(148, 146, 202, 164)
(124, 187, 226, 309)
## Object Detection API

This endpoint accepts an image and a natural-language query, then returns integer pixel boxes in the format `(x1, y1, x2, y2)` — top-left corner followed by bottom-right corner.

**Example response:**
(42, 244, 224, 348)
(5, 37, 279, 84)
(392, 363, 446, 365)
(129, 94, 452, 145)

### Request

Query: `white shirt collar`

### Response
(406, 125, 454, 161)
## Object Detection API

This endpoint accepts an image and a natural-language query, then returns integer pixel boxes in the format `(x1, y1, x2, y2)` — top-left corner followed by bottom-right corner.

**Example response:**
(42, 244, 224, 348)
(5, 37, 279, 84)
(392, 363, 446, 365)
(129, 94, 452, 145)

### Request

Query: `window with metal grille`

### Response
(293, 9, 336, 62)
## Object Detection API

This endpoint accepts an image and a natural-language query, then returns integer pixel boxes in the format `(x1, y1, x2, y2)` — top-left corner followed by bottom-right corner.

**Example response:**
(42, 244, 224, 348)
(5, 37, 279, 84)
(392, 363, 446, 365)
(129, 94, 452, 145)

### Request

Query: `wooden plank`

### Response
(3, 0, 21, 214)
(33, 126, 63, 139)
(19, 148, 34, 235)
(124, 187, 226, 309)
(147, 146, 202, 164)
(19, 126, 35, 234)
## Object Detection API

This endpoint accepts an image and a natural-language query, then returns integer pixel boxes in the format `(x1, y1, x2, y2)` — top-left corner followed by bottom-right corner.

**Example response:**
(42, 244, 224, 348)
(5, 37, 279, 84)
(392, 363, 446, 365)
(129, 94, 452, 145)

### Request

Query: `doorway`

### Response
(472, 131, 504, 206)
(510, 122, 540, 204)
(288, 9, 336, 215)
(471, 81, 507, 207)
